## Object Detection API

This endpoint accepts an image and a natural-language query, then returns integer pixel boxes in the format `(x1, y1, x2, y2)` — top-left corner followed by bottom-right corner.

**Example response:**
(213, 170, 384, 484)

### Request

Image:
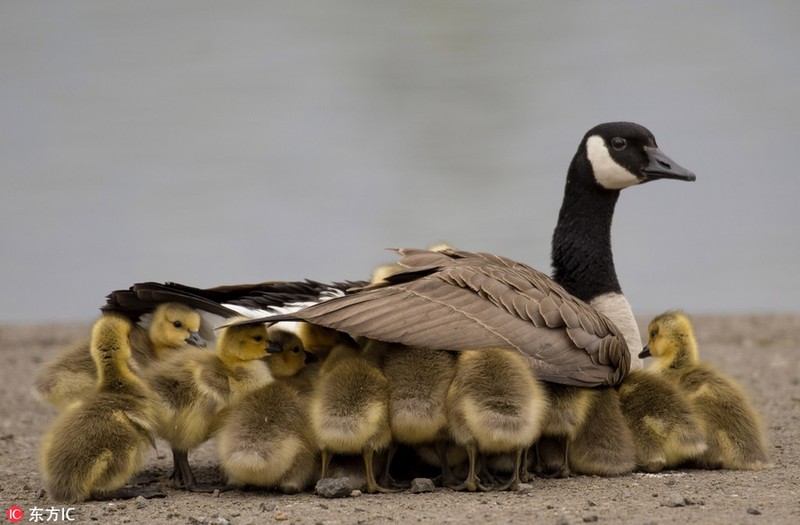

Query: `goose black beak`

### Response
(638, 346, 651, 359)
(641, 146, 696, 183)
(185, 331, 207, 348)
(267, 340, 284, 354)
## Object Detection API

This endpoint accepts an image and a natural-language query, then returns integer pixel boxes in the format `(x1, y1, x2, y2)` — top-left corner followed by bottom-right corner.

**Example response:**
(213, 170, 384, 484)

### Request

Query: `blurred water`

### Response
(1, 1, 799, 323)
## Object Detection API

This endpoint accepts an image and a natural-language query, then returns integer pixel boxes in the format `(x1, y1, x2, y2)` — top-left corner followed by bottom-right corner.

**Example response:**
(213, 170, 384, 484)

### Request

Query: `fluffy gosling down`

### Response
(618, 369, 707, 472)
(143, 320, 274, 490)
(641, 311, 770, 470)
(446, 348, 548, 491)
(40, 315, 161, 503)
(309, 342, 392, 494)
(217, 332, 316, 493)
(34, 302, 205, 410)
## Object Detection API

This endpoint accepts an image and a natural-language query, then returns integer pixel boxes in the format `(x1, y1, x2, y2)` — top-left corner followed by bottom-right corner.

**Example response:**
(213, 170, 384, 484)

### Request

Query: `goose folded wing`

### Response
(239, 250, 629, 387)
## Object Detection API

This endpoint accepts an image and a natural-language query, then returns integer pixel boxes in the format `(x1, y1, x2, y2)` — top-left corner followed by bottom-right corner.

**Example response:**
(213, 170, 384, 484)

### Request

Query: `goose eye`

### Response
(611, 137, 626, 151)
(173, 320, 183, 329)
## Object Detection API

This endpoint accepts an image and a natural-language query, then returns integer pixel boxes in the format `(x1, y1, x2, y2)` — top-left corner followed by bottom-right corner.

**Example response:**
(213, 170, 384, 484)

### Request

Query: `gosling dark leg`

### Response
(363, 448, 397, 494)
(493, 448, 523, 491)
(449, 443, 490, 492)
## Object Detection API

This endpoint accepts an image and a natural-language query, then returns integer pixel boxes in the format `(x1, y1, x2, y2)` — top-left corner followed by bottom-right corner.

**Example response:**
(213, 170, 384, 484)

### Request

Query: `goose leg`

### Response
(363, 448, 397, 494)
(173, 448, 234, 493)
(493, 448, 523, 491)
(436, 439, 461, 487)
(320, 448, 332, 479)
(520, 446, 531, 483)
(448, 443, 491, 492)
(379, 442, 408, 488)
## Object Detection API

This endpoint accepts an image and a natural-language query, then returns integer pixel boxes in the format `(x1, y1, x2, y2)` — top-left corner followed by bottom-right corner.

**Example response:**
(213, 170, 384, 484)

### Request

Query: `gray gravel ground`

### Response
(1, 314, 798, 525)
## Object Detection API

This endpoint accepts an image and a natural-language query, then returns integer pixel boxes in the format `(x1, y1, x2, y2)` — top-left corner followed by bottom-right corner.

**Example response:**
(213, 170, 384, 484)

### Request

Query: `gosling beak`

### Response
(185, 331, 207, 348)
(638, 346, 651, 359)
(641, 146, 696, 183)
(267, 340, 284, 354)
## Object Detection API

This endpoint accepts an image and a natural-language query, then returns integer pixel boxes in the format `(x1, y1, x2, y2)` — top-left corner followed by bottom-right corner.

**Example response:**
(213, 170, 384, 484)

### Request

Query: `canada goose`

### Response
(40, 315, 161, 503)
(446, 348, 548, 491)
(115, 124, 695, 389)
(309, 342, 392, 494)
(380, 345, 458, 487)
(617, 369, 707, 472)
(216, 336, 316, 493)
(35, 302, 206, 410)
(641, 311, 770, 470)
(234, 123, 694, 386)
(143, 320, 273, 490)
(567, 387, 636, 476)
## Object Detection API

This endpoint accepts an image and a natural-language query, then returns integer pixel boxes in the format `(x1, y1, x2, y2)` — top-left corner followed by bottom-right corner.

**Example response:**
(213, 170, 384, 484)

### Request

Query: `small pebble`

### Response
(516, 483, 534, 493)
(409, 478, 435, 494)
(315, 477, 353, 499)
(135, 495, 147, 509)
(260, 503, 276, 512)
(212, 489, 220, 497)
(663, 494, 686, 508)
(583, 516, 599, 523)
(274, 511, 289, 521)
(747, 508, 762, 516)
(350, 489, 362, 497)
(35, 488, 46, 499)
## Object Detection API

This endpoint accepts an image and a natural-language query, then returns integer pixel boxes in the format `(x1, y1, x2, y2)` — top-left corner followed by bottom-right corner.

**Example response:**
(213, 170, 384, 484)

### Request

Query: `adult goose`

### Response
(234, 122, 695, 387)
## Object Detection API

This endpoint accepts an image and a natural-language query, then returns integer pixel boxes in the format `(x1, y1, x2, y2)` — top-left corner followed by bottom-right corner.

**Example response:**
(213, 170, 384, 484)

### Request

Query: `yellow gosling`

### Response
(309, 342, 392, 494)
(642, 311, 770, 470)
(446, 348, 548, 491)
(144, 320, 272, 490)
(35, 303, 205, 410)
(40, 315, 160, 503)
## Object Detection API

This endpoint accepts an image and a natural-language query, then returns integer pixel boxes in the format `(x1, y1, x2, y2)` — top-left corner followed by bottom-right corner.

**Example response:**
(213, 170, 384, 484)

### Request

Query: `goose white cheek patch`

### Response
(586, 135, 640, 190)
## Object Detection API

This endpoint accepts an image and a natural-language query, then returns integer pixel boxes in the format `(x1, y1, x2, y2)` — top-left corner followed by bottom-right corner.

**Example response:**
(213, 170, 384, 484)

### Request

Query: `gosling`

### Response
(40, 315, 161, 503)
(617, 369, 707, 472)
(308, 341, 392, 494)
(641, 311, 770, 470)
(217, 334, 316, 493)
(35, 302, 205, 410)
(446, 348, 548, 491)
(381, 345, 458, 486)
(144, 320, 273, 490)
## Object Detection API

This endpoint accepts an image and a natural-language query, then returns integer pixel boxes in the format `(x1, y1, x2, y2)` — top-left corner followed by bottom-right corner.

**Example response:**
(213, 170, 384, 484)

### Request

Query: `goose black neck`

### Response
(551, 159, 623, 301)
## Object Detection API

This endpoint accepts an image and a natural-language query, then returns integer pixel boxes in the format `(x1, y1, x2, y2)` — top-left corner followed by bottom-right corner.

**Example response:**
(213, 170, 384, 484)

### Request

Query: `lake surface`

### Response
(1, 1, 799, 323)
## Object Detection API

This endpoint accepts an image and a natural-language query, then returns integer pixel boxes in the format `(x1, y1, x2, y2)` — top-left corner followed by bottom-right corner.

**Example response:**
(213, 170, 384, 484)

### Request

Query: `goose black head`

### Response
(577, 122, 695, 191)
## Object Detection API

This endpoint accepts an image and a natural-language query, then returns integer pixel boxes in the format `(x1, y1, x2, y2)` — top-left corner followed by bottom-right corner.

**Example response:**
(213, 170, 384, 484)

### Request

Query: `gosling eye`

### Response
(173, 320, 183, 329)
(291, 346, 300, 354)
(650, 329, 657, 339)
(253, 335, 264, 343)
(611, 137, 627, 151)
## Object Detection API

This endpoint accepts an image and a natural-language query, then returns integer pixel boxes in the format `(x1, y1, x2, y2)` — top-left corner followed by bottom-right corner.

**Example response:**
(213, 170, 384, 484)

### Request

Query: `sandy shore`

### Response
(1, 315, 798, 524)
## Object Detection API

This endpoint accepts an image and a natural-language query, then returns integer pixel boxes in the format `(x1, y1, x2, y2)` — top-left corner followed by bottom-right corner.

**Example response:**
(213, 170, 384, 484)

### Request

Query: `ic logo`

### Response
(6, 505, 24, 523)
